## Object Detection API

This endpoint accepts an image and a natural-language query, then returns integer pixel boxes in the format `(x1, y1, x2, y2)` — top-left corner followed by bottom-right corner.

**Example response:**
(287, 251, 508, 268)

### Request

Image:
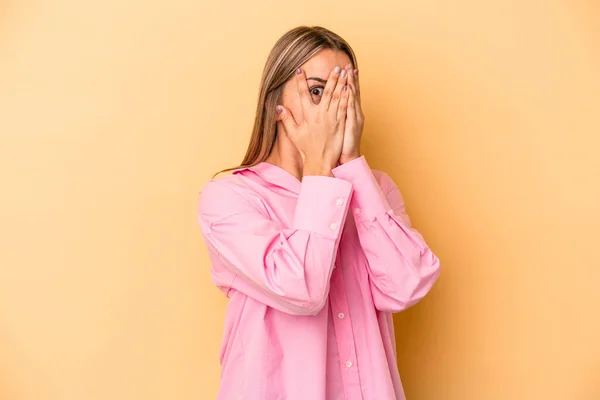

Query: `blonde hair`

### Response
(220, 26, 358, 174)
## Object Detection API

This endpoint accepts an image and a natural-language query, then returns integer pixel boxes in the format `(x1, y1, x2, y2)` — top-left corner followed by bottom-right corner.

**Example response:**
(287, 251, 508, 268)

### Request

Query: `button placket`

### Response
(328, 265, 360, 390)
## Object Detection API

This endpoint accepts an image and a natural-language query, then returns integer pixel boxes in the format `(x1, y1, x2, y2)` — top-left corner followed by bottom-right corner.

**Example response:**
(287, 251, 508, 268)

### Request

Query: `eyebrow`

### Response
(307, 77, 327, 84)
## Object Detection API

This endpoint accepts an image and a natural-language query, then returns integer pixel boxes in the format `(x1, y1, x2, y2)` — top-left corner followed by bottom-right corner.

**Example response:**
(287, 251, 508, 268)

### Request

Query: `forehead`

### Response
(300, 49, 353, 78)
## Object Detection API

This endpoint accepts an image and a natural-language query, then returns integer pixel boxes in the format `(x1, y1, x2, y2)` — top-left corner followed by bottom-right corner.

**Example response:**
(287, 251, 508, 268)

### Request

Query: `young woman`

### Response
(198, 26, 440, 400)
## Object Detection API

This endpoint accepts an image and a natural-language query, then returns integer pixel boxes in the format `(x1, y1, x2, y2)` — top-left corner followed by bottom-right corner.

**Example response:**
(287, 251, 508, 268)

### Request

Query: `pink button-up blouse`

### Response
(197, 156, 440, 400)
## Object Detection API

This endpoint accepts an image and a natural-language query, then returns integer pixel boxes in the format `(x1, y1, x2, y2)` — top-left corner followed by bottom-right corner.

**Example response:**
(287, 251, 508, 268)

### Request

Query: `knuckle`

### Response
(332, 93, 341, 103)
(323, 88, 333, 98)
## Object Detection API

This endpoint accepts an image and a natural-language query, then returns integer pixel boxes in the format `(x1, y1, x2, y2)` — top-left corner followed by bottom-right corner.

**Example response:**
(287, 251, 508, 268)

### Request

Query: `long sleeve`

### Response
(198, 175, 353, 316)
(332, 156, 440, 312)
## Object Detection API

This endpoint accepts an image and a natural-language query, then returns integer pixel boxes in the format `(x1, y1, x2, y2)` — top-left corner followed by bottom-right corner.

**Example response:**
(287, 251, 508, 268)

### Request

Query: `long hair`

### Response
(218, 26, 358, 175)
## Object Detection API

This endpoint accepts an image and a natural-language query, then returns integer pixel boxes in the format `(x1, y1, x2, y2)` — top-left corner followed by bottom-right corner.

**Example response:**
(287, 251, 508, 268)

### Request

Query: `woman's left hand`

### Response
(339, 64, 365, 165)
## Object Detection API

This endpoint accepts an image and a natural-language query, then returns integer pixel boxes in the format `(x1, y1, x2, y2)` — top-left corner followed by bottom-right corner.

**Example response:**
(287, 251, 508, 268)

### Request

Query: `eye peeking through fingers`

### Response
(309, 86, 324, 104)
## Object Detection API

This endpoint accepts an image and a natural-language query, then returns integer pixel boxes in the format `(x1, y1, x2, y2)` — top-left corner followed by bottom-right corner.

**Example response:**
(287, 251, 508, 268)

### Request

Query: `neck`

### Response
(265, 124, 304, 181)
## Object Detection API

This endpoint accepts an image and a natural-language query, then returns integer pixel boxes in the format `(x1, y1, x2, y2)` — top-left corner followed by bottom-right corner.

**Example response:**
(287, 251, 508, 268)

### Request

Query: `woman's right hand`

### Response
(276, 66, 350, 177)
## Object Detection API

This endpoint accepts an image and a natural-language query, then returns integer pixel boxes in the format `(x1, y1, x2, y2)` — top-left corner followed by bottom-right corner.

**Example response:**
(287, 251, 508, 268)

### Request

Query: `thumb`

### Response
(276, 105, 298, 135)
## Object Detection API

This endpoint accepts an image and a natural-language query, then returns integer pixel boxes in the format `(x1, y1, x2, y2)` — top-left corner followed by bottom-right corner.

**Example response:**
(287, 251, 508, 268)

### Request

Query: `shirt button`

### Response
(336, 198, 344, 206)
(330, 223, 338, 231)
(338, 312, 345, 319)
(345, 361, 353, 368)
(354, 208, 361, 215)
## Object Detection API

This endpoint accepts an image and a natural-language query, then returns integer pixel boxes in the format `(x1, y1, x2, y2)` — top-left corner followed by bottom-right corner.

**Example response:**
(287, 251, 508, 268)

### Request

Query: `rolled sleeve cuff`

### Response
(293, 176, 353, 239)
(332, 156, 390, 221)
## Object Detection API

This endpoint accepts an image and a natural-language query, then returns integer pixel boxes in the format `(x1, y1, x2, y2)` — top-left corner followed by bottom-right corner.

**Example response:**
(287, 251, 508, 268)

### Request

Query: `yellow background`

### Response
(1, 0, 599, 399)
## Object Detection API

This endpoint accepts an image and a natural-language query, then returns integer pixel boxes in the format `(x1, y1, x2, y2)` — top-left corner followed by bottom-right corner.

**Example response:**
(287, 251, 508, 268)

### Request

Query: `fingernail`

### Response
(334, 66, 340, 74)
(343, 85, 348, 91)
(296, 68, 302, 75)
(276, 106, 283, 113)
(354, 69, 359, 76)
(341, 69, 347, 78)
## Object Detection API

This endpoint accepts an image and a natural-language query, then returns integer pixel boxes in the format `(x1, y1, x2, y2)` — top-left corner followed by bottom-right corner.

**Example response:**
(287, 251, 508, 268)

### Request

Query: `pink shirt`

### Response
(198, 156, 440, 400)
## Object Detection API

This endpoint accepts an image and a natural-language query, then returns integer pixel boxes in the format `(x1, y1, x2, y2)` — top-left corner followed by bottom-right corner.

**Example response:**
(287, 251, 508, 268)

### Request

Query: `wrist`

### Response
(302, 159, 334, 177)
(302, 160, 333, 176)
(303, 167, 333, 177)
(339, 153, 361, 165)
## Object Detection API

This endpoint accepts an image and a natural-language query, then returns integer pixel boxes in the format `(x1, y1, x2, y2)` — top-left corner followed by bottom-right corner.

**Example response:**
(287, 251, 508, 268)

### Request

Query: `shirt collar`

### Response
(233, 162, 301, 195)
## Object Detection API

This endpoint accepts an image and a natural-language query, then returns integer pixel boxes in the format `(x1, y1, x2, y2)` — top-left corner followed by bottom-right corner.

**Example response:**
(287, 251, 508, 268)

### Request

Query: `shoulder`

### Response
(200, 173, 253, 198)
(198, 173, 265, 218)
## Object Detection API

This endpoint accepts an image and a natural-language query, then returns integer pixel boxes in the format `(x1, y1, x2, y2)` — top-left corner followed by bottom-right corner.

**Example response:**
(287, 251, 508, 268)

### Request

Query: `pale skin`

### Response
(266, 49, 365, 178)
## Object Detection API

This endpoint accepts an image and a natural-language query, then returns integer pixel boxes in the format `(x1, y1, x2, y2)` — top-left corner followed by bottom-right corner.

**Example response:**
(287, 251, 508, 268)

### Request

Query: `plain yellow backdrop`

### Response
(1, 0, 599, 399)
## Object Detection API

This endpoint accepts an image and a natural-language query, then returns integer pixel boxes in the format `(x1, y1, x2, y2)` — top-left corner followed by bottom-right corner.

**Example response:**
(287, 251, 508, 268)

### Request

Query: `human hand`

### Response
(276, 66, 350, 176)
(339, 64, 364, 165)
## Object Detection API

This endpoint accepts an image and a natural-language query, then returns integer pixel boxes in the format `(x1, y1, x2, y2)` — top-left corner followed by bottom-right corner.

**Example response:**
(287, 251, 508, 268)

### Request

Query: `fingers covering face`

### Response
(320, 66, 342, 111)
(328, 67, 348, 114)
(294, 68, 313, 114)
(290, 65, 355, 123)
